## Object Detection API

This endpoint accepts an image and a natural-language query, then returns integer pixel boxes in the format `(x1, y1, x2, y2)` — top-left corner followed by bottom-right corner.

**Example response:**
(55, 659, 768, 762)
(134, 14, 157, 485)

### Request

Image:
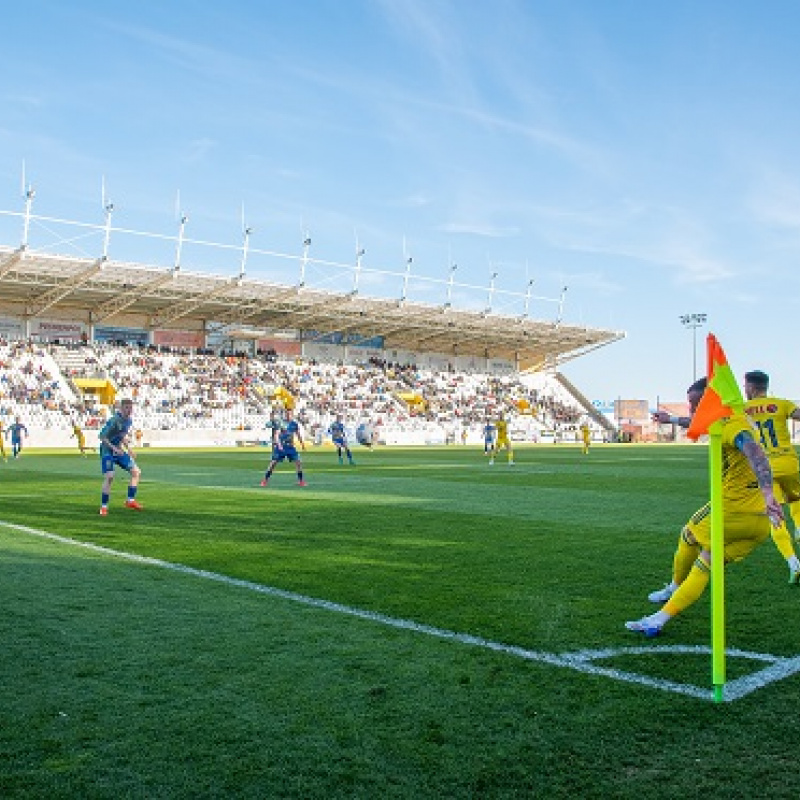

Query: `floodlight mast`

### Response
(522, 278, 535, 319)
(353, 237, 365, 295)
(679, 312, 707, 381)
(21, 179, 35, 251)
(444, 261, 457, 308)
(299, 230, 311, 287)
(400, 237, 412, 303)
(485, 270, 498, 313)
(237, 204, 252, 283)
(555, 285, 568, 326)
(101, 198, 114, 262)
(174, 212, 188, 273)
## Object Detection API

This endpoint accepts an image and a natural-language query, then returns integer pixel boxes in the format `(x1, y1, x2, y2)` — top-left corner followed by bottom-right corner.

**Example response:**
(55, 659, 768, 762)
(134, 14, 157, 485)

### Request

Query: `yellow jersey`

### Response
(744, 396, 798, 471)
(495, 419, 509, 441)
(721, 412, 770, 514)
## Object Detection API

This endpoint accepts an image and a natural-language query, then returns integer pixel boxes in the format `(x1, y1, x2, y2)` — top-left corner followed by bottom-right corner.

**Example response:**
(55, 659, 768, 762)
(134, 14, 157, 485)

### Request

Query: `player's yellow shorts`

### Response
(496, 436, 511, 450)
(685, 502, 771, 564)
(771, 455, 800, 503)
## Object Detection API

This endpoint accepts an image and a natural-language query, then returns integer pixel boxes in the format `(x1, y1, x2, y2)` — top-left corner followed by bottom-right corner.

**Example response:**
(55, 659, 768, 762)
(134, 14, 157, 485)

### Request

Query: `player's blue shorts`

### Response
(101, 451, 136, 474)
(272, 445, 300, 463)
(332, 436, 346, 447)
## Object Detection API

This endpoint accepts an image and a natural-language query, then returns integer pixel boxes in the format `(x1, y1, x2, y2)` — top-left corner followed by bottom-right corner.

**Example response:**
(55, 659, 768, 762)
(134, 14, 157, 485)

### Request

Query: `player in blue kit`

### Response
(98, 398, 142, 515)
(261, 407, 307, 487)
(329, 414, 355, 465)
(6, 417, 28, 459)
(483, 419, 496, 458)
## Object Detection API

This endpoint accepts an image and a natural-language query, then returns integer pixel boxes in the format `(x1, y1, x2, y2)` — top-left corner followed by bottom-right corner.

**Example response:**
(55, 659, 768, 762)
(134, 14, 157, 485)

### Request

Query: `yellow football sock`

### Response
(771, 521, 796, 560)
(664, 554, 710, 616)
(672, 528, 700, 586)
(786, 501, 800, 538)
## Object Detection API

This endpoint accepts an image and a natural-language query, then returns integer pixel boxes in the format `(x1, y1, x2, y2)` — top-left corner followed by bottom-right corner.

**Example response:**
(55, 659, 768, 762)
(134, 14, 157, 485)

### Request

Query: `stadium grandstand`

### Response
(0, 198, 625, 448)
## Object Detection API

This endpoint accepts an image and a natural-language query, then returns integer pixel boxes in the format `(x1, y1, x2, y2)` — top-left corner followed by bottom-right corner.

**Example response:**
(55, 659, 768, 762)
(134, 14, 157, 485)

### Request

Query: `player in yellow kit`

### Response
(743, 370, 800, 570)
(627, 377, 783, 636)
(580, 421, 591, 455)
(71, 422, 89, 456)
(0, 419, 6, 462)
(491, 413, 514, 465)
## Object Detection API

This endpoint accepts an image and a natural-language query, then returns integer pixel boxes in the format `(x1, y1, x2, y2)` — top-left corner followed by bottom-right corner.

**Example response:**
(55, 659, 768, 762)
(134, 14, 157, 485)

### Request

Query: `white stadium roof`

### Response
(0, 209, 625, 368)
(0, 243, 624, 368)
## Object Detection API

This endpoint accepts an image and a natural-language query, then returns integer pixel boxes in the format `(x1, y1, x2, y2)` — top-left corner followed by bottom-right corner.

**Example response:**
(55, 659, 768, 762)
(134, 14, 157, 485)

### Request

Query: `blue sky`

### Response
(2, 0, 800, 405)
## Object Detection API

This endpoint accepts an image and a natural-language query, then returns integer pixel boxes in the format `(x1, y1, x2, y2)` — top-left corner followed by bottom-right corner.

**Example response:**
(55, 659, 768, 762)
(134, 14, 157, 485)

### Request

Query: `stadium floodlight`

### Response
(485, 271, 498, 314)
(174, 212, 189, 274)
(555, 285, 568, 327)
(400, 238, 413, 303)
(352, 239, 365, 295)
(444, 260, 457, 308)
(20, 161, 35, 251)
(522, 278, 535, 319)
(299, 230, 311, 287)
(101, 196, 115, 263)
(239, 223, 253, 283)
(679, 312, 707, 381)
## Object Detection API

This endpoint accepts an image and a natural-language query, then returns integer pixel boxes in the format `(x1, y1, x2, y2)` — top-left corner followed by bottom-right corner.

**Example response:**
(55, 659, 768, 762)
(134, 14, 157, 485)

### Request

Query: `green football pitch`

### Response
(2, 444, 800, 798)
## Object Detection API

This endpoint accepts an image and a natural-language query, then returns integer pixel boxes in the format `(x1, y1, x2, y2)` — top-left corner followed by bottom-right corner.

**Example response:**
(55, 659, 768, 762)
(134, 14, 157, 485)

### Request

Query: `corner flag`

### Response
(686, 334, 744, 441)
(689, 333, 745, 701)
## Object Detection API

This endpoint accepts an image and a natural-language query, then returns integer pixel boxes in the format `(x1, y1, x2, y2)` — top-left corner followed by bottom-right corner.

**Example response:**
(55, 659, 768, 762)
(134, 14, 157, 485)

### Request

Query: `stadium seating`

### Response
(0, 339, 606, 446)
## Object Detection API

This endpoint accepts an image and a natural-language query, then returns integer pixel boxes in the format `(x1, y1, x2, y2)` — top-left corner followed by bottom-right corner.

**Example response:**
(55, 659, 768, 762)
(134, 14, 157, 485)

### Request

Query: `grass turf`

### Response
(2, 444, 800, 798)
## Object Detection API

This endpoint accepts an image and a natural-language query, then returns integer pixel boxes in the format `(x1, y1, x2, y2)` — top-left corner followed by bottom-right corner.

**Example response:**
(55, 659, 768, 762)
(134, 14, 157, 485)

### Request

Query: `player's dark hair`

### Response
(744, 370, 769, 389)
(688, 377, 707, 395)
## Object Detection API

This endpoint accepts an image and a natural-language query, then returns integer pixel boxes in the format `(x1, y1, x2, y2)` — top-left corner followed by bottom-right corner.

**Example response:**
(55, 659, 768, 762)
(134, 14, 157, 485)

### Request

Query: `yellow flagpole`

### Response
(709, 419, 726, 702)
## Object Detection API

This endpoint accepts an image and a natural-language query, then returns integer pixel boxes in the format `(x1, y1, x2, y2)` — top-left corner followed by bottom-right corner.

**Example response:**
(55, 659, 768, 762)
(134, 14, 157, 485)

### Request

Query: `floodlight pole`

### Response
(174, 213, 188, 273)
(101, 201, 114, 263)
(239, 225, 252, 282)
(679, 313, 707, 381)
(21, 184, 35, 251)
(445, 262, 457, 308)
(299, 232, 311, 287)
(555, 286, 568, 326)
(401, 254, 412, 303)
(486, 271, 498, 314)
(353, 245, 365, 295)
(523, 278, 535, 319)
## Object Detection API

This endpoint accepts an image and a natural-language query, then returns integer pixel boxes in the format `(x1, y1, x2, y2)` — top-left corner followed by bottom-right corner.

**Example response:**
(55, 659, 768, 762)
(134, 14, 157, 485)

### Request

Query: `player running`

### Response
(72, 421, 89, 456)
(7, 417, 28, 459)
(483, 419, 496, 460)
(329, 414, 355, 465)
(580, 421, 591, 455)
(98, 398, 143, 515)
(262, 407, 307, 487)
(493, 413, 514, 465)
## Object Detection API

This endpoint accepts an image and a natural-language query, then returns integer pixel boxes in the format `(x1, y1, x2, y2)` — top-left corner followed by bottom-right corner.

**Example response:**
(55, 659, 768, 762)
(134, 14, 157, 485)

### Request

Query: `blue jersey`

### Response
(276, 419, 300, 450)
(7, 423, 28, 442)
(483, 424, 495, 442)
(99, 412, 133, 455)
(329, 421, 347, 443)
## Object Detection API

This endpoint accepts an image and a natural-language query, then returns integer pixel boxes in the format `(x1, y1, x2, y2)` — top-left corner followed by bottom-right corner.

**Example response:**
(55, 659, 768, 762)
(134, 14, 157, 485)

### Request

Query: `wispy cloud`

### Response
(748, 169, 800, 231)
(98, 19, 260, 87)
(437, 221, 520, 238)
(182, 138, 217, 164)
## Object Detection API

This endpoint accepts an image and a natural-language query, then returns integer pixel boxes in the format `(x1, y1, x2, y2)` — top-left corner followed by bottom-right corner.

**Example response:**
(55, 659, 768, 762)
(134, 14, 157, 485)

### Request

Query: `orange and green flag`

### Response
(686, 334, 745, 441)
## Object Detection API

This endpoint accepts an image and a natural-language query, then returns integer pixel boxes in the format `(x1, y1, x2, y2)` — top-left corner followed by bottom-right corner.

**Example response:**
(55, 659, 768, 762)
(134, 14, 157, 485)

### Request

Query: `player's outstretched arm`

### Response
(737, 432, 784, 527)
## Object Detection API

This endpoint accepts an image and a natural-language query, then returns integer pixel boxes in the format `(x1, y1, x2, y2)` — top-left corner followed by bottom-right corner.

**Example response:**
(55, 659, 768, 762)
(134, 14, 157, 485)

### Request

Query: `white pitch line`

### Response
(3, 518, 799, 702)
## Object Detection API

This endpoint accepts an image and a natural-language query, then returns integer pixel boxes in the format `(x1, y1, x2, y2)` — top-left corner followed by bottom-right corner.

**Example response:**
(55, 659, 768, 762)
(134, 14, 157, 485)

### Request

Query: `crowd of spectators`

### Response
(0, 339, 601, 440)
